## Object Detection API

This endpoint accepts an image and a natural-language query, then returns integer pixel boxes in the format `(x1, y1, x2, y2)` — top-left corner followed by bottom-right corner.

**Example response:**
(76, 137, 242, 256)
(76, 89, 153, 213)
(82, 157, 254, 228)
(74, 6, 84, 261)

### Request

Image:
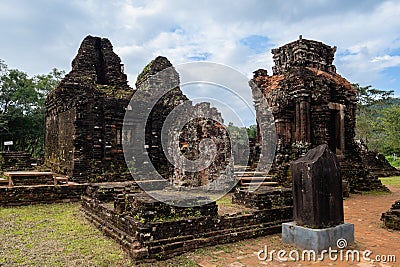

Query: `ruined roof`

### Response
(252, 66, 356, 96)
(48, 35, 133, 100)
(307, 67, 355, 93)
(271, 35, 337, 75)
(252, 37, 355, 96)
(136, 56, 174, 87)
(71, 35, 129, 87)
(253, 74, 285, 94)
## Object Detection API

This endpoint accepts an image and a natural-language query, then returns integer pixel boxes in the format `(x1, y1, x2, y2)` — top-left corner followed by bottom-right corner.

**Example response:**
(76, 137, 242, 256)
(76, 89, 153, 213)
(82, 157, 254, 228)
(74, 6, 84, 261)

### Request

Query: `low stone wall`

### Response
(232, 187, 293, 209)
(81, 184, 293, 262)
(0, 151, 34, 171)
(11, 175, 54, 186)
(381, 200, 400, 230)
(361, 151, 400, 177)
(0, 184, 86, 206)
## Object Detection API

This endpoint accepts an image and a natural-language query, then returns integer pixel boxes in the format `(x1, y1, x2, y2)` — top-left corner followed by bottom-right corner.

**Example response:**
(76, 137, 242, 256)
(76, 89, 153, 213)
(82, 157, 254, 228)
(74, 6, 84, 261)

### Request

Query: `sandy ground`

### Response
(189, 185, 400, 267)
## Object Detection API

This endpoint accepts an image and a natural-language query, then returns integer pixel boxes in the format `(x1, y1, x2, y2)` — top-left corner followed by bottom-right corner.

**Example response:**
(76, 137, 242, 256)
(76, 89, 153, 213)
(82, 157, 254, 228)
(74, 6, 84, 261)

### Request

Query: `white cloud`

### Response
(1, 0, 400, 98)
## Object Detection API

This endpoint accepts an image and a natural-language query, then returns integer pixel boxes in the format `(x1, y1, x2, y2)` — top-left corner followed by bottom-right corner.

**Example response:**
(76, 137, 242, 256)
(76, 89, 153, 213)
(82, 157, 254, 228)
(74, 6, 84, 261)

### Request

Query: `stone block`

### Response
(282, 221, 354, 252)
(290, 144, 344, 228)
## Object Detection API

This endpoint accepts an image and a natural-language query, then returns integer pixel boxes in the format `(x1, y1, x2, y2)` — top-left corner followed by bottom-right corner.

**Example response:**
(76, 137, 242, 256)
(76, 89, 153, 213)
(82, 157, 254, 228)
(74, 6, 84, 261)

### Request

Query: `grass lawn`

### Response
(0, 203, 133, 266)
(0, 203, 202, 267)
(379, 176, 400, 188)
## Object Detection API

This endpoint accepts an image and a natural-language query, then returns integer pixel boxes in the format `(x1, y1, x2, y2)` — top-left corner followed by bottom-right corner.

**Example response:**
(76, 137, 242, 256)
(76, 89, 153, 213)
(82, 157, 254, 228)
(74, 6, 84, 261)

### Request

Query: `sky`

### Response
(1, 0, 400, 125)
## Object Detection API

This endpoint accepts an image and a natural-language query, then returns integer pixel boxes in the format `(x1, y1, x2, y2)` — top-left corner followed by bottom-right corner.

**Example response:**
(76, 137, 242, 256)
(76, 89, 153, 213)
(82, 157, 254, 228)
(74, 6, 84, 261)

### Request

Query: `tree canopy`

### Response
(354, 83, 400, 155)
(0, 59, 64, 157)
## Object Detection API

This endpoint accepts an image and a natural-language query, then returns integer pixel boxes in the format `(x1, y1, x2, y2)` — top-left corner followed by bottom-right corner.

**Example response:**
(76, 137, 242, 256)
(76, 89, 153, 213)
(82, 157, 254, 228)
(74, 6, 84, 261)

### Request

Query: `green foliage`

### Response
(227, 122, 257, 145)
(0, 59, 65, 157)
(246, 124, 257, 139)
(354, 83, 399, 154)
(380, 106, 400, 154)
(386, 155, 400, 168)
(355, 84, 394, 107)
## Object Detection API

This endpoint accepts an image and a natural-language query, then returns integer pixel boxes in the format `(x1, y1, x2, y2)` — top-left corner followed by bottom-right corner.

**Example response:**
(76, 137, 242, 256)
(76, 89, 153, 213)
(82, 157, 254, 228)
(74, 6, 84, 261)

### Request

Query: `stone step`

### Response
(135, 179, 169, 190)
(237, 176, 274, 181)
(234, 172, 269, 177)
(233, 165, 250, 169)
(239, 181, 279, 187)
(55, 176, 69, 185)
(234, 171, 268, 174)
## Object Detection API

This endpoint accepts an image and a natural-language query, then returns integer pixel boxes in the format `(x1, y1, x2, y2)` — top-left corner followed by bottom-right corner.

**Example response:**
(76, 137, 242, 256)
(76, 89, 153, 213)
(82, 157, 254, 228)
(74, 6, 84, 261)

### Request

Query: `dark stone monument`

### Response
(291, 144, 343, 228)
(282, 144, 354, 251)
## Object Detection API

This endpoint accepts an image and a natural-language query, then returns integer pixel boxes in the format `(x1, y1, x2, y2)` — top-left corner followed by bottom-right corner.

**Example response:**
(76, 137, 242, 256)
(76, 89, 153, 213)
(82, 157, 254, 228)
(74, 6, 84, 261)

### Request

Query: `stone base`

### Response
(282, 221, 354, 252)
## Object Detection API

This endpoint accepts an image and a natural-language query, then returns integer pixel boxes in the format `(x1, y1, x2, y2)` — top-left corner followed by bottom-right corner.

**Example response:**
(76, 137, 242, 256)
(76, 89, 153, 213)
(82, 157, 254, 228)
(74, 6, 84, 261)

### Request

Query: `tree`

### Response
(354, 84, 394, 151)
(380, 106, 400, 154)
(0, 60, 65, 157)
(246, 124, 257, 139)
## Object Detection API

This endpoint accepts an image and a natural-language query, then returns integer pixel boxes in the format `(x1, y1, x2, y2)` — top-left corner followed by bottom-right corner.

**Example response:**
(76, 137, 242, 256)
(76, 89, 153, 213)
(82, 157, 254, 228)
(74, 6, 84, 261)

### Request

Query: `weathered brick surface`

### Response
(232, 186, 292, 209)
(381, 200, 400, 230)
(45, 36, 134, 183)
(0, 184, 86, 206)
(0, 151, 33, 171)
(251, 36, 387, 192)
(126, 56, 233, 189)
(81, 183, 293, 261)
(115, 192, 218, 221)
(358, 141, 400, 177)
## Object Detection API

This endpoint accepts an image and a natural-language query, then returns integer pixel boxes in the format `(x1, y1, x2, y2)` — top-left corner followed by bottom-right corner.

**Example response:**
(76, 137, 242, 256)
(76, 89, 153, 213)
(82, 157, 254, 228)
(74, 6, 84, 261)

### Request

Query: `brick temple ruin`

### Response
(44, 37, 233, 189)
(76, 37, 291, 261)
(358, 141, 400, 177)
(45, 36, 134, 183)
(251, 36, 387, 192)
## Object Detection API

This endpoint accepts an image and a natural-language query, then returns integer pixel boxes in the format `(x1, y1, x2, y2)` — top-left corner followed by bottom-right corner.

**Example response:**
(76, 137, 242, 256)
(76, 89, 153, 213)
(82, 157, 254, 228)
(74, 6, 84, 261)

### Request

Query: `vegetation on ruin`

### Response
(136, 59, 154, 84)
(386, 155, 400, 168)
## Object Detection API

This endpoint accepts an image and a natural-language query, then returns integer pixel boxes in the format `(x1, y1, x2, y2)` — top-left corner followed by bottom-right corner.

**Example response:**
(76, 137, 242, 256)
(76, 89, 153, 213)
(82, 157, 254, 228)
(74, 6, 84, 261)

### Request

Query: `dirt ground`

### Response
(187, 185, 400, 267)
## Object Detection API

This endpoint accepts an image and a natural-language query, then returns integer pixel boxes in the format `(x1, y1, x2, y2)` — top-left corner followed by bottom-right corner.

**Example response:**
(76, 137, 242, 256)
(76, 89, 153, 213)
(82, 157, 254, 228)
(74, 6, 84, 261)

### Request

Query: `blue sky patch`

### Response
(239, 35, 272, 54)
(381, 65, 400, 93)
(337, 49, 358, 57)
(187, 52, 211, 61)
(169, 26, 184, 33)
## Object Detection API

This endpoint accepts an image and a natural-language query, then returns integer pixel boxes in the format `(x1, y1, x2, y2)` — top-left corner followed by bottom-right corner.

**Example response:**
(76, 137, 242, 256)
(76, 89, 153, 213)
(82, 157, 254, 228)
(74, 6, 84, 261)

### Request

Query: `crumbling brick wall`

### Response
(170, 103, 233, 189)
(127, 56, 233, 189)
(381, 200, 400, 230)
(0, 151, 33, 171)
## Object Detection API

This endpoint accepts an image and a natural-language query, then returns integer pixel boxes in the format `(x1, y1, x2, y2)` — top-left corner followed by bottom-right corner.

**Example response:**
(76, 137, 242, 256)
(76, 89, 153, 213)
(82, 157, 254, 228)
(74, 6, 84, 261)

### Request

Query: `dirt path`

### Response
(189, 186, 400, 267)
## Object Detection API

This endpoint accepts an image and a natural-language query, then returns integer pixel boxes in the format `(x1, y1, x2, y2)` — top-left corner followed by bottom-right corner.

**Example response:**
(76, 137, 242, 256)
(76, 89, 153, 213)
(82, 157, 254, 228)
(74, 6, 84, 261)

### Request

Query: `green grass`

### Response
(386, 155, 400, 168)
(0, 203, 132, 266)
(360, 190, 392, 196)
(380, 176, 400, 188)
(216, 194, 232, 205)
